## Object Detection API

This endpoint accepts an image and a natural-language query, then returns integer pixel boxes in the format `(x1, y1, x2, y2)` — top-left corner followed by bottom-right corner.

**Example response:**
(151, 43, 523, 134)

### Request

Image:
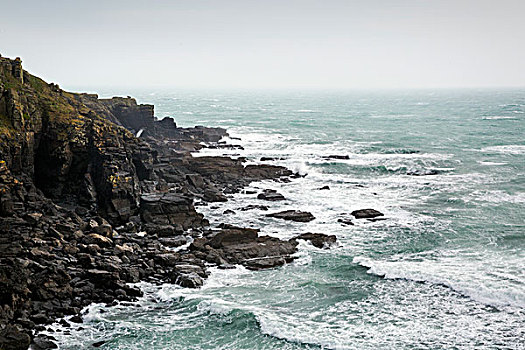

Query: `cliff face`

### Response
(0, 55, 302, 349)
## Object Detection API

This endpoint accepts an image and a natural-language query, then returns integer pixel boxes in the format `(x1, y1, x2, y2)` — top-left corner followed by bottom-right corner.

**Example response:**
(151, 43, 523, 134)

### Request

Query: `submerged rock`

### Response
(239, 204, 269, 211)
(266, 210, 315, 222)
(324, 155, 349, 160)
(337, 217, 354, 226)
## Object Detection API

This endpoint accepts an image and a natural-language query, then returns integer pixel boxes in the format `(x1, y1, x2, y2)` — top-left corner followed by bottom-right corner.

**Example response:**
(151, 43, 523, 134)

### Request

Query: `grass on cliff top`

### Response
(1, 70, 136, 142)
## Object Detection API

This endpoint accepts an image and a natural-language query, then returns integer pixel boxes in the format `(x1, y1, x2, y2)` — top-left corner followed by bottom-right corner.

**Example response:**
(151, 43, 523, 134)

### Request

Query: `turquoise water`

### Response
(50, 89, 524, 349)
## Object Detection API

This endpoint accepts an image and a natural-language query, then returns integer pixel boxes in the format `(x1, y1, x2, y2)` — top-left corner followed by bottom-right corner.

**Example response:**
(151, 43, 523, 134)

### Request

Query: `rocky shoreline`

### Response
(0, 56, 339, 349)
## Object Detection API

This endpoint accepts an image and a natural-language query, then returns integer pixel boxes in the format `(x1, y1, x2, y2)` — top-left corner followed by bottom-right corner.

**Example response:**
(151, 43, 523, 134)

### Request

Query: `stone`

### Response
(351, 209, 384, 219)
(293, 233, 337, 249)
(257, 189, 285, 201)
(240, 204, 269, 211)
(324, 155, 349, 160)
(0, 325, 31, 350)
(266, 210, 315, 222)
(83, 233, 113, 247)
(176, 272, 204, 288)
(337, 218, 354, 225)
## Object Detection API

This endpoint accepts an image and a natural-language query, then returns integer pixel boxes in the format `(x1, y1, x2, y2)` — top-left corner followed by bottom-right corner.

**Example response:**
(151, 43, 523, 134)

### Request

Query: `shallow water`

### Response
(48, 89, 525, 349)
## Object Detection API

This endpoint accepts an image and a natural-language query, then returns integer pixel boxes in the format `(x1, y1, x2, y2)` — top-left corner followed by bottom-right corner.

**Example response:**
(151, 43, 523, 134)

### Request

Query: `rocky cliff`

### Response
(0, 55, 334, 350)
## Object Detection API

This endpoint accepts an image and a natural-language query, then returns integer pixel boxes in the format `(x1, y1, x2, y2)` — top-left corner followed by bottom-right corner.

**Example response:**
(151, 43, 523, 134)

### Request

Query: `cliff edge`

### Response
(0, 55, 316, 350)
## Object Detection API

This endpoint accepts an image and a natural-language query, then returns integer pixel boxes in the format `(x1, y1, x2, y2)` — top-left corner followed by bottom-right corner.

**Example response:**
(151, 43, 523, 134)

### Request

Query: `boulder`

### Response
(266, 210, 315, 222)
(351, 209, 384, 219)
(257, 189, 285, 201)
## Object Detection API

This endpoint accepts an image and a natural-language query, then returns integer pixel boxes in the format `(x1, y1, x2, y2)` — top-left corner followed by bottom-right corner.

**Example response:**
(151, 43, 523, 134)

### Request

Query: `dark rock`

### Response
(190, 226, 298, 270)
(158, 236, 188, 248)
(324, 155, 349, 160)
(0, 325, 31, 350)
(337, 218, 354, 225)
(31, 335, 58, 349)
(351, 209, 384, 219)
(176, 272, 204, 288)
(223, 209, 235, 215)
(0, 55, 301, 342)
(69, 315, 83, 323)
(318, 185, 330, 190)
(257, 189, 285, 201)
(92, 340, 106, 348)
(367, 217, 388, 222)
(293, 233, 337, 249)
(266, 210, 315, 222)
(406, 169, 440, 176)
(240, 204, 269, 211)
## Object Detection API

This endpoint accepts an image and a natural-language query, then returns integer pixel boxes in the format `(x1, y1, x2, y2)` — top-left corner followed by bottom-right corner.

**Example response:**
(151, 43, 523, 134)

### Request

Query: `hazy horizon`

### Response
(1, 0, 524, 90)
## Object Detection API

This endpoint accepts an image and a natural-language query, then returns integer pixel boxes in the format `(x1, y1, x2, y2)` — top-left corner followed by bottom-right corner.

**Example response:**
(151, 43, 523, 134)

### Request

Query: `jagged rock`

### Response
(293, 233, 337, 249)
(0, 54, 300, 344)
(175, 272, 203, 288)
(0, 325, 31, 350)
(140, 193, 206, 230)
(318, 185, 330, 190)
(266, 210, 315, 222)
(351, 209, 384, 219)
(24, 212, 42, 224)
(190, 226, 298, 270)
(83, 234, 113, 247)
(158, 236, 187, 248)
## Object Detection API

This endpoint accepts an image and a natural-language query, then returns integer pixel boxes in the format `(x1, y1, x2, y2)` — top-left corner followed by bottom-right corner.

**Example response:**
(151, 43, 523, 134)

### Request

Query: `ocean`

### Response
(49, 89, 524, 349)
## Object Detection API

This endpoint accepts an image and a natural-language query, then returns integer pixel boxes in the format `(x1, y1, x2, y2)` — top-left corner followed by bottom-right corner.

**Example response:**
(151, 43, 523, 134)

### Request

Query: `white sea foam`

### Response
(468, 190, 525, 204)
(480, 145, 525, 155)
(353, 256, 525, 309)
(482, 116, 518, 120)
(478, 161, 507, 165)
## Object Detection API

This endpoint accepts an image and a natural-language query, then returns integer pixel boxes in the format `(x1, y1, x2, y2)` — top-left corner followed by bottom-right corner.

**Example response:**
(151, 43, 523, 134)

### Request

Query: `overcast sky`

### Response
(1, 0, 524, 89)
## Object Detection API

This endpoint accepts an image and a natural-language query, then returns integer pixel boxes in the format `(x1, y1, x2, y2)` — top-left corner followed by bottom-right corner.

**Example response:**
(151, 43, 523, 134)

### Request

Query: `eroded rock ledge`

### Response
(0, 55, 336, 349)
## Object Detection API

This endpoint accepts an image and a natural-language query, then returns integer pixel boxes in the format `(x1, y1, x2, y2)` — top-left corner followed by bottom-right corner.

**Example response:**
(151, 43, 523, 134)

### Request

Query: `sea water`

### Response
(48, 89, 524, 349)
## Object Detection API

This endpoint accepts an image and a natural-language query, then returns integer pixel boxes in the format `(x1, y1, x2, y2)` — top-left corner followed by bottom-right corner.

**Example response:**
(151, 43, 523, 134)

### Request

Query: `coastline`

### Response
(0, 55, 337, 349)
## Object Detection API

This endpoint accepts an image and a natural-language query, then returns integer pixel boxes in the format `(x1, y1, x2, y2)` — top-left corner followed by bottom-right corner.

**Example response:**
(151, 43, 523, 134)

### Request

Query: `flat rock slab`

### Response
(266, 210, 315, 222)
(257, 189, 286, 201)
(351, 209, 384, 219)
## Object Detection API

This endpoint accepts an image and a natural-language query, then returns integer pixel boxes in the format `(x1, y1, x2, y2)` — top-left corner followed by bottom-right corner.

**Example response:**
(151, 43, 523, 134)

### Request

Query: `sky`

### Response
(1, 0, 524, 90)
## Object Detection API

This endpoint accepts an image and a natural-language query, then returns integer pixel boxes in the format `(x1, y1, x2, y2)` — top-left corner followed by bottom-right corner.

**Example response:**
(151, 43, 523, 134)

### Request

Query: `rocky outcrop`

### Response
(0, 55, 312, 349)
(190, 225, 298, 270)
